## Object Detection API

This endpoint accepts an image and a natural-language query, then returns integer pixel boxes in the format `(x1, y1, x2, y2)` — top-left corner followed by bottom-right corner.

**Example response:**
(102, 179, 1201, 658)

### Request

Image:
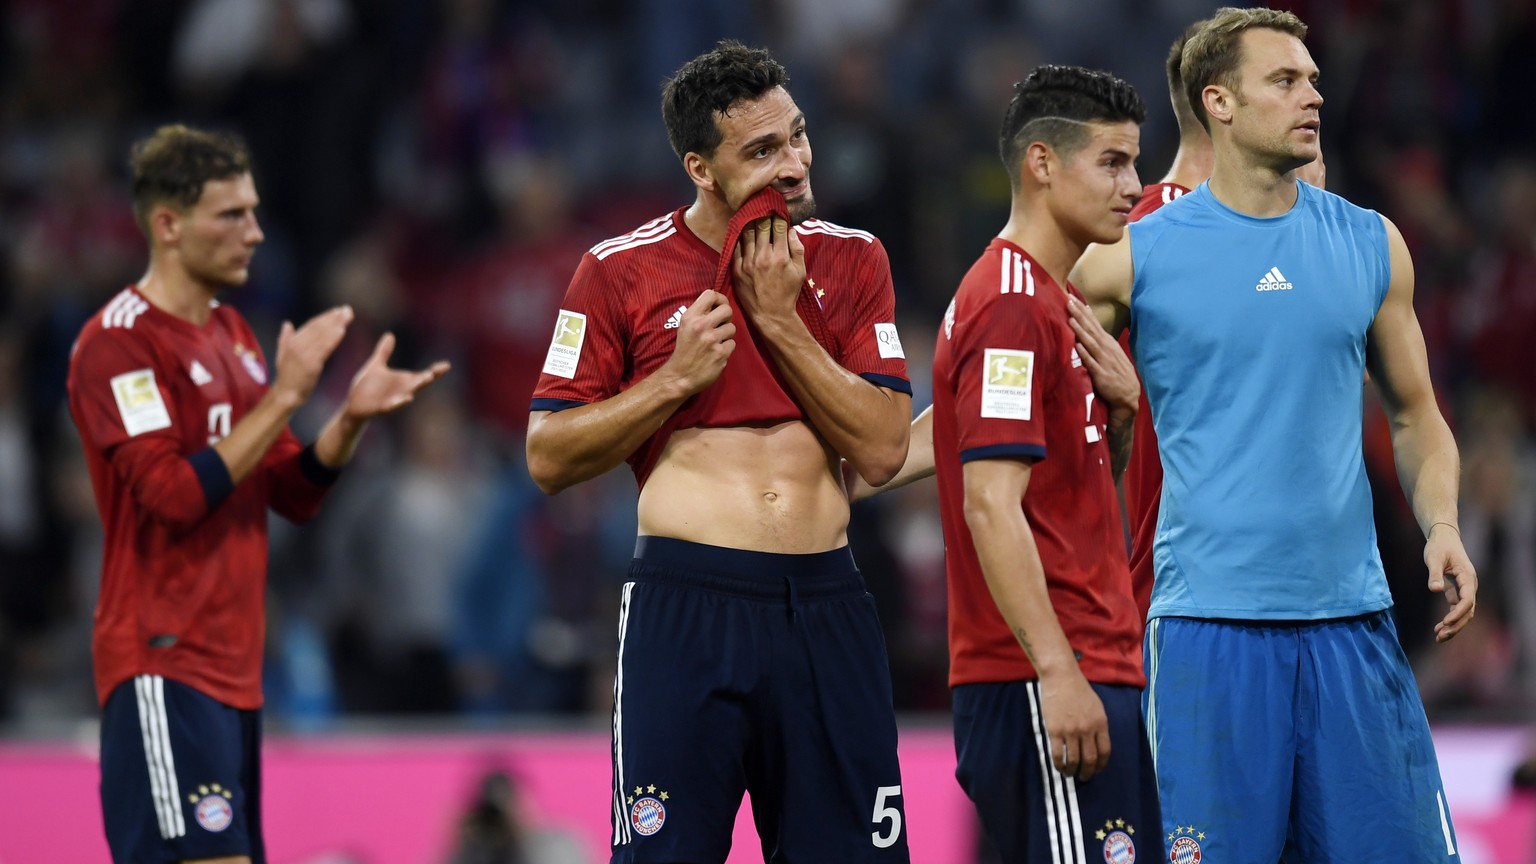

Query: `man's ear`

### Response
(682, 152, 717, 194)
(1025, 140, 1055, 186)
(150, 205, 181, 246)
(1204, 84, 1235, 127)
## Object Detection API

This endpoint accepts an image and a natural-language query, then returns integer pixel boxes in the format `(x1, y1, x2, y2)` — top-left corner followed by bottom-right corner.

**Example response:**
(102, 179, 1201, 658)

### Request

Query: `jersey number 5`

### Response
(207, 403, 232, 445)
(870, 784, 903, 848)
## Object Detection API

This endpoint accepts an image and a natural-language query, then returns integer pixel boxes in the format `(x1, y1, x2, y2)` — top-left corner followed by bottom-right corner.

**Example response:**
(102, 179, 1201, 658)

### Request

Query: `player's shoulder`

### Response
(1302, 182, 1382, 228)
(1129, 182, 1191, 221)
(793, 218, 877, 246)
(74, 287, 155, 352)
(585, 211, 681, 264)
(959, 241, 1055, 312)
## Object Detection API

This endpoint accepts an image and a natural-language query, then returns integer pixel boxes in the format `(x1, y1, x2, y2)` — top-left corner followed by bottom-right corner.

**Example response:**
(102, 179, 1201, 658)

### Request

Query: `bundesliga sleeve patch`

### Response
(110, 369, 173, 436)
(542, 309, 587, 379)
(874, 322, 905, 359)
(980, 348, 1034, 420)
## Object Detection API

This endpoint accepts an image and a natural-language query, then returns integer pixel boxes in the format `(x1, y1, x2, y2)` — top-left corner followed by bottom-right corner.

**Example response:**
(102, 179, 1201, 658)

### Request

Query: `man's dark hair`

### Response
(661, 40, 789, 161)
(999, 65, 1146, 187)
(129, 124, 252, 235)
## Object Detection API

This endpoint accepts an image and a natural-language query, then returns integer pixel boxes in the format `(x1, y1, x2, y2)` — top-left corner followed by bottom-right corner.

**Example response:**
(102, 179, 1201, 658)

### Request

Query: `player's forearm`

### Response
(1390, 409, 1461, 533)
(754, 316, 910, 485)
(213, 387, 304, 486)
(312, 409, 369, 469)
(962, 469, 1077, 676)
(1107, 407, 1134, 480)
(526, 375, 690, 494)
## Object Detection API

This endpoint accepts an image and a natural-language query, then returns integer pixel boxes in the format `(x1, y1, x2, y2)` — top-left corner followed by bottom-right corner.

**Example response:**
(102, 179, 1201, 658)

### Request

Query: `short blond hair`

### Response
(1182, 7, 1308, 132)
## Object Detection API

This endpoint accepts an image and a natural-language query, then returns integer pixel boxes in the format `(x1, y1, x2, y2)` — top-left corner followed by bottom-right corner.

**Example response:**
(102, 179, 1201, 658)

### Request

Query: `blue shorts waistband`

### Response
(631, 536, 863, 599)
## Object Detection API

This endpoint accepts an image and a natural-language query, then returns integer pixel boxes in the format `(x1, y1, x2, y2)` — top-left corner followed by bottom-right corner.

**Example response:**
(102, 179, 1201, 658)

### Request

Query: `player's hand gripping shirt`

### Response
(933, 240, 1143, 688)
(531, 191, 910, 487)
(68, 288, 335, 709)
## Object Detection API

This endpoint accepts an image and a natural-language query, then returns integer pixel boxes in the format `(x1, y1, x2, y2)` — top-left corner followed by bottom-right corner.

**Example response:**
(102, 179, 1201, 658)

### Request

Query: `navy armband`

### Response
(300, 444, 342, 486)
(188, 448, 235, 510)
(960, 443, 1046, 463)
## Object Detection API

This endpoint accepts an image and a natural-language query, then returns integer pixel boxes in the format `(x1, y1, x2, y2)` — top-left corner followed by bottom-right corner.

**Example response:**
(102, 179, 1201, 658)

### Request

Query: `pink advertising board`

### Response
(0, 725, 1528, 863)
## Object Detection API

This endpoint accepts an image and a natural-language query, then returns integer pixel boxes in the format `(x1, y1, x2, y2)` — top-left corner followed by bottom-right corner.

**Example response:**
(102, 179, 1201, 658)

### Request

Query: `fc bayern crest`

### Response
(235, 345, 267, 384)
(1103, 829, 1135, 863)
(1169, 836, 1201, 864)
(630, 796, 666, 836)
(195, 794, 233, 832)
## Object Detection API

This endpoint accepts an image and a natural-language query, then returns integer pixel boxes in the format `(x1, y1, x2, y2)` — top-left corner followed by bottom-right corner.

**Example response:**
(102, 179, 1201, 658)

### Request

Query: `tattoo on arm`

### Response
(1013, 627, 1037, 665)
(1108, 411, 1134, 480)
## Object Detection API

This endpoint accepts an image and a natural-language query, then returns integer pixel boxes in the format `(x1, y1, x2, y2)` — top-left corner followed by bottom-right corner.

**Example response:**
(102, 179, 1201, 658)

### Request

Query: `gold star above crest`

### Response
(1128, 826, 1136, 835)
(647, 784, 656, 794)
(1104, 819, 1115, 829)
(1115, 818, 1125, 828)
(634, 786, 643, 796)
(1197, 832, 1207, 840)
(1168, 832, 1176, 842)
(1096, 829, 1107, 841)
(660, 791, 670, 801)
(627, 795, 634, 805)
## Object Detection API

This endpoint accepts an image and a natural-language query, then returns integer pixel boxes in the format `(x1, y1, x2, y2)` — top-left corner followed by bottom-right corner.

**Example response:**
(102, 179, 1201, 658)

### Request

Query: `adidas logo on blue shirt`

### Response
(1255, 266, 1294, 291)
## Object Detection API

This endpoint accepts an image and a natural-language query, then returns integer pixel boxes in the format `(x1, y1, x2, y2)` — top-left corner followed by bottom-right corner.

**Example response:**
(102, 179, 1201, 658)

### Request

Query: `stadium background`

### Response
(0, 0, 1532, 861)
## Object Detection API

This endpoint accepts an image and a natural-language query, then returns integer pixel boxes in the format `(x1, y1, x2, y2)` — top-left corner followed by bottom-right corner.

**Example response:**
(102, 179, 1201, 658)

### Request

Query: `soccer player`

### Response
(1071, 8, 1476, 860)
(67, 124, 449, 864)
(526, 41, 913, 863)
(931, 65, 1163, 863)
(1092, 21, 1326, 617)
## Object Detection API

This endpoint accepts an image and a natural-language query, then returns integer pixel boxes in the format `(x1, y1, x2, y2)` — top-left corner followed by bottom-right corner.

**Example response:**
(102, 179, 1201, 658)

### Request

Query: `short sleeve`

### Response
(529, 252, 628, 411)
(834, 237, 911, 395)
(951, 293, 1053, 463)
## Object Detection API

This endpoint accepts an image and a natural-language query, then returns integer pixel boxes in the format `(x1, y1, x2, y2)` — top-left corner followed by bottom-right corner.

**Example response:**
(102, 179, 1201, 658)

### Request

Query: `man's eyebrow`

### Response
(739, 113, 806, 153)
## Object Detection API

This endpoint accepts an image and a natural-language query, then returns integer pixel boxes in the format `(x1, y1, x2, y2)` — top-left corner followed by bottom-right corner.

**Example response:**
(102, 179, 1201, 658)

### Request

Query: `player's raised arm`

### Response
(526, 287, 735, 494)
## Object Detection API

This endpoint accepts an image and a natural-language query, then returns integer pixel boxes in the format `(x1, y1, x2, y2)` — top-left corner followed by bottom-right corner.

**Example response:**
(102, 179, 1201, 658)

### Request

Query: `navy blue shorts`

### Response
(100, 675, 264, 863)
(953, 680, 1162, 864)
(1144, 612, 1460, 863)
(609, 537, 909, 863)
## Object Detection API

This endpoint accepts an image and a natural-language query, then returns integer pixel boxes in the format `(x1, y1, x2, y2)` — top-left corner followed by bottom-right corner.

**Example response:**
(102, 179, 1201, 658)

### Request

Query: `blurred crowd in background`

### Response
(0, 0, 1532, 735)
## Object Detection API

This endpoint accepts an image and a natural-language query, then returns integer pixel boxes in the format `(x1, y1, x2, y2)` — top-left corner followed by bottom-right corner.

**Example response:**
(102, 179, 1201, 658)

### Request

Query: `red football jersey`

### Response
(530, 206, 910, 487)
(67, 287, 332, 709)
(1121, 182, 1189, 618)
(933, 239, 1143, 688)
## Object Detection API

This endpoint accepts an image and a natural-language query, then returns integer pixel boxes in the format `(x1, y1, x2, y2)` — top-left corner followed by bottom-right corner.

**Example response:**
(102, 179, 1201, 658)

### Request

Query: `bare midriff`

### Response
(637, 420, 849, 553)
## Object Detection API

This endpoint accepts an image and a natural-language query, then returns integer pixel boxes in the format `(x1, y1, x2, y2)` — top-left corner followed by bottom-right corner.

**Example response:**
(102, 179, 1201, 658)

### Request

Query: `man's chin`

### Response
(787, 196, 816, 225)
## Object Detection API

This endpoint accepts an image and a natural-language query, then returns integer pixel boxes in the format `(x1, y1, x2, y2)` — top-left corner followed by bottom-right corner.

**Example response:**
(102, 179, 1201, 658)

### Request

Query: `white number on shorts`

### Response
(870, 784, 903, 848)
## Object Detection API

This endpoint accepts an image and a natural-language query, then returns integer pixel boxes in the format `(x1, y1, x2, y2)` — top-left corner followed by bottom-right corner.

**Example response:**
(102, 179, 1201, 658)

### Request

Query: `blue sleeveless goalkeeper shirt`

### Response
(1128, 180, 1393, 620)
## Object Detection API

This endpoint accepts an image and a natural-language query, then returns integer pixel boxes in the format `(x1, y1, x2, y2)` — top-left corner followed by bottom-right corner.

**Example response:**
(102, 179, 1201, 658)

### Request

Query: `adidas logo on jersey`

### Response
(189, 360, 213, 386)
(663, 305, 687, 329)
(1255, 266, 1294, 291)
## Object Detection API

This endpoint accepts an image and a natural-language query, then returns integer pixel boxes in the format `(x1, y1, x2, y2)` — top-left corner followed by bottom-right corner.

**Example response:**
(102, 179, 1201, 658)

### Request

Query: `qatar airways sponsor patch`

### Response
(542, 309, 587, 379)
(874, 322, 905, 359)
(110, 369, 173, 436)
(980, 348, 1033, 420)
